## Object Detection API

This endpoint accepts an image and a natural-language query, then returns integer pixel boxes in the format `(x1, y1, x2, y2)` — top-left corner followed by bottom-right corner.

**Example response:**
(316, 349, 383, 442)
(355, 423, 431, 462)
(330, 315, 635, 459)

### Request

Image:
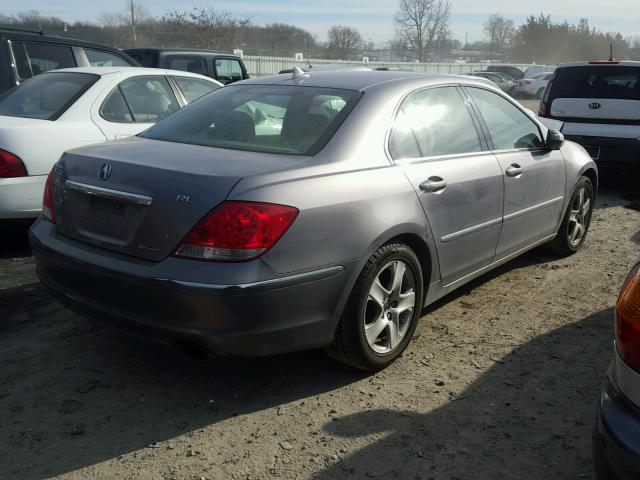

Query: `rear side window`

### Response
(549, 66, 640, 100)
(167, 56, 208, 76)
(172, 76, 220, 103)
(85, 49, 131, 67)
(389, 86, 483, 160)
(104, 76, 180, 123)
(142, 85, 360, 155)
(215, 58, 243, 84)
(467, 87, 543, 150)
(0, 72, 97, 120)
(24, 43, 76, 75)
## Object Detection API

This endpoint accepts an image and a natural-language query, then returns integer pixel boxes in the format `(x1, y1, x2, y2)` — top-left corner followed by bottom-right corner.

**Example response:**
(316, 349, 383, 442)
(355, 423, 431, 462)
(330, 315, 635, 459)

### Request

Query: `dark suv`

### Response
(0, 27, 137, 94)
(124, 48, 249, 84)
(486, 65, 525, 80)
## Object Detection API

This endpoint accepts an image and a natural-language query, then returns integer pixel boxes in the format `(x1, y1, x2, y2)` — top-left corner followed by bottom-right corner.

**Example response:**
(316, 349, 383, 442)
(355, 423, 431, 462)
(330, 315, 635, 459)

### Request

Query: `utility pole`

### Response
(130, 0, 137, 48)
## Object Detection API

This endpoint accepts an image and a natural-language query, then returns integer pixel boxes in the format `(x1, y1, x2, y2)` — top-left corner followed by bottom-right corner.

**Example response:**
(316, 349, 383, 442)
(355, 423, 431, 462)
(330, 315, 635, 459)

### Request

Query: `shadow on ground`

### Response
(315, 308, 613, 479)
(0, 282, 367, 479)
(0, 220, 34, 259)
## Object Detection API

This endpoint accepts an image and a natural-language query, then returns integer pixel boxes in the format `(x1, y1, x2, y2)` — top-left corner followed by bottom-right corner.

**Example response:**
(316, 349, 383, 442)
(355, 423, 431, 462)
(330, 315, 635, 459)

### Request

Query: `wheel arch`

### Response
(582, 167, 598, 195)
(383, 232, 434, 294)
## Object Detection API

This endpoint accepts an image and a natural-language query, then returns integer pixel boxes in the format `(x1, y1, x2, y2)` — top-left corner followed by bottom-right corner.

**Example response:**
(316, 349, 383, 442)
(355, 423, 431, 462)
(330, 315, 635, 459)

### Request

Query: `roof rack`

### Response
(0, 25, 44, 35)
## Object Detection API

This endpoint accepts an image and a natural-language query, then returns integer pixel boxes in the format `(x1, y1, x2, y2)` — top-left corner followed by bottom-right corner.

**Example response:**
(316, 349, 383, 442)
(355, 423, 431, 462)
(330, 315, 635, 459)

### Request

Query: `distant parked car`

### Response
(523, 64, 556, 79)
(539, 60, 640, 169)
(486, 65, 524, 80)
(124, 48, 249, 84)
(514, 72, 553, 99)
(593, 259, 640, 480)
(0, 27, 138, 95)
(0, 66, 221, 219)
(469, 71, 516, 94)
(30, 71, 596, 372)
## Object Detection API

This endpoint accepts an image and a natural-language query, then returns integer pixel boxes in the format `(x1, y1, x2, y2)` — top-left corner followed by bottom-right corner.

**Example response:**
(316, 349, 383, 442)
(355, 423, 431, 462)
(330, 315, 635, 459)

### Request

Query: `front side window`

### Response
(389, 86, 483, 160)
(172, 76, 220, 103)
(24, 43, 76, 75)
(85, 49, 131, 67)
(0, 72, 97, 120)
(116, 76, 180, 123)
(167, 56, 208, 76)
(215, 58, 243, 84)
(466, 87, 544, 150)
(142, 85, 360, 155)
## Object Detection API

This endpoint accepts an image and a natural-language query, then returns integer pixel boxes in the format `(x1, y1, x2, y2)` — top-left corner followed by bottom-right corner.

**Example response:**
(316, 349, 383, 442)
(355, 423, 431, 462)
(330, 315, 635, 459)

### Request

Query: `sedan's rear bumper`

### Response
(593, 351, 640, 480)
(0, 175, 46, 219)
(30, 219, 354, 356)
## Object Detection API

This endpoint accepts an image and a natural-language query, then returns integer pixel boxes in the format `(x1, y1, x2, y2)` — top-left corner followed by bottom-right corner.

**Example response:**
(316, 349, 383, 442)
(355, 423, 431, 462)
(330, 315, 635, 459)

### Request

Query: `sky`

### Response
(4, 0, 639, 44)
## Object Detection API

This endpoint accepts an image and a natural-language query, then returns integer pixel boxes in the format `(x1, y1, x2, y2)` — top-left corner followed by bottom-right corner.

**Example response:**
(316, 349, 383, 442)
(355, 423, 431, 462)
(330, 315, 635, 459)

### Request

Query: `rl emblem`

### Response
(176, 194, 195, 204)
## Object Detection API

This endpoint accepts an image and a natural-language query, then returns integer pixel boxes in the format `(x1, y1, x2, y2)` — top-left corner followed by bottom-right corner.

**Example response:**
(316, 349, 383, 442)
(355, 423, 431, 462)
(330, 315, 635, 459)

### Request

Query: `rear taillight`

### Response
(615, 263, 640, 372)
(523, 80, 532, 85)
(42, 168, 56, 223)
(174, 201, 299, 261)
(538, 101, 548, 116)
(0, 149, 27, 178)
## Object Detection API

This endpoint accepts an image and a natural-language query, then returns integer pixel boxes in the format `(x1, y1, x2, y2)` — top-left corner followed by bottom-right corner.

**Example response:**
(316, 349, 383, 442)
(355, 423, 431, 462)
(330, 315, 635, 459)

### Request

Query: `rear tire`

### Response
(548, 176, 594, 256)
(325, 243, 424, 371)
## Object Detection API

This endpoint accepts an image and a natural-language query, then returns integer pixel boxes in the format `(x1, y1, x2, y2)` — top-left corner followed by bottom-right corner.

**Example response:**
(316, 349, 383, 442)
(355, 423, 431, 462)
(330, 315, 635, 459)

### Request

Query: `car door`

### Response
(391, 86, 504, 286)
(92, 75, 181, 140)
(464, 86, 566, 258)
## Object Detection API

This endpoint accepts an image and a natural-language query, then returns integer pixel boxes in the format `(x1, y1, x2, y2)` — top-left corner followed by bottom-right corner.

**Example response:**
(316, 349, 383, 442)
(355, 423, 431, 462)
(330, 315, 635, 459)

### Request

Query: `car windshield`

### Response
(549, 66, 640, 100)
(0, 72, 98, 120)
(141, 84, 361, 155)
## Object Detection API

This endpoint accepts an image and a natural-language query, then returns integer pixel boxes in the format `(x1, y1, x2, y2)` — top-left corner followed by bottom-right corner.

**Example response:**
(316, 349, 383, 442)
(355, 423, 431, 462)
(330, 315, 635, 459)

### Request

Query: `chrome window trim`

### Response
(65, 180, 153, 206)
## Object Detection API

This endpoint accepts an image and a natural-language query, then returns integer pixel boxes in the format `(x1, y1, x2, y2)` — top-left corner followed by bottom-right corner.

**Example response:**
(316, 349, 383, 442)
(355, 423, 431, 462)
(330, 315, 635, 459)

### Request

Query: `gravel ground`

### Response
(1, 163, 639, 479)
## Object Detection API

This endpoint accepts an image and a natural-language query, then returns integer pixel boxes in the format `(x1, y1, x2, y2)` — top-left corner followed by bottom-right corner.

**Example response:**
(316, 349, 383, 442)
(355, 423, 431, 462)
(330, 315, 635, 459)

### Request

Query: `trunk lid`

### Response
(54, 137, 300, 261)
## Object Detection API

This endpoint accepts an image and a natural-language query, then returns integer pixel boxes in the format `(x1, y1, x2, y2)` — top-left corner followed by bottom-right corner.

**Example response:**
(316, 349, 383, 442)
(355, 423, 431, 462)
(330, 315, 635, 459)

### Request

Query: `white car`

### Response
(539, 60, 640, 169)
(514, 72, 553, 99)
(523, 64, 556, 79)
(0, 67, 222, 219)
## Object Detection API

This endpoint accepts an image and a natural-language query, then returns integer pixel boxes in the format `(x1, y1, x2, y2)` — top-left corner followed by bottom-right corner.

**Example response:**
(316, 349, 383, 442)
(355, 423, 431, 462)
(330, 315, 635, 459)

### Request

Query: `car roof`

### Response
(43, 66, 220, 83)
(0, 27, 123, 51)
(558, 60, 640, 68)
(124, 47, 239, 57)
(235, 70, 490, 92)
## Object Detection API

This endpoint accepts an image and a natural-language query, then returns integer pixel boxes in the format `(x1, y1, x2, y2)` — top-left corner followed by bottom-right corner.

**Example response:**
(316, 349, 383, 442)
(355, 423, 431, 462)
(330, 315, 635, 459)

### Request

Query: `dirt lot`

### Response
(1, 165, 639, 479)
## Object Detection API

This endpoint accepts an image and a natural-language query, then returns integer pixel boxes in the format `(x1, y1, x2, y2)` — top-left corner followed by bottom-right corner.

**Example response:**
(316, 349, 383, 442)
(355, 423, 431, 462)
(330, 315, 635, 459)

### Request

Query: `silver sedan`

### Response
(31, 70, 597, 371)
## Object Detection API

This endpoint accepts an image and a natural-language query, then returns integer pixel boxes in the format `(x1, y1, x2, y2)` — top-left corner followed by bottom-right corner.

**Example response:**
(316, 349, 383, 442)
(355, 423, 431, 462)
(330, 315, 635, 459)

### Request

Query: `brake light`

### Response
(589, 60, 620, 64)
(615, 263, 640, 372)
(523, 80, 532, 85)
(0, 149, 27, 178)
(42, 168, 56, 223)
(174, 201, 299, 261)
(538, 100, 548, 116)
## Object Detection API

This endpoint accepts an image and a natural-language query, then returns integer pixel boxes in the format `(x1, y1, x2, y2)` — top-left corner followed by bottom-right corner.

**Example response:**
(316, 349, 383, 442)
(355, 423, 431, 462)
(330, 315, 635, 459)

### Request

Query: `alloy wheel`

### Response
(567, 187, 591, 247)
(364, 260, 416, 354)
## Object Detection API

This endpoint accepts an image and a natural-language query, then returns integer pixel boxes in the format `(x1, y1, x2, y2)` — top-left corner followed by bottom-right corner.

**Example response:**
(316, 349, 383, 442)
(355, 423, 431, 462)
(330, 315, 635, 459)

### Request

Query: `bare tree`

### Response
(484, 14, 515, 58)
(394, 0, 451, 62)
(327, 25, 362, 59)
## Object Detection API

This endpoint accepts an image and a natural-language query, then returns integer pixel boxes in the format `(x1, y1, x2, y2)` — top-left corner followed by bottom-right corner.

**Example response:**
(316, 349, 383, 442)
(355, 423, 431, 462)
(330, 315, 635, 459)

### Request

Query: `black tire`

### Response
(536, 87, 545, 99)
(325, 243, 424, 371)
(548, 175, 594, 256)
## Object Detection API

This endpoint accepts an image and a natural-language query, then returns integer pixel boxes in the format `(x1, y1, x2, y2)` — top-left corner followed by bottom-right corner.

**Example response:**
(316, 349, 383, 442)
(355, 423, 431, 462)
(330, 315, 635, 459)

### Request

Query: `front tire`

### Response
(548, 175, 594, 256)
(326, 243, 424, 371)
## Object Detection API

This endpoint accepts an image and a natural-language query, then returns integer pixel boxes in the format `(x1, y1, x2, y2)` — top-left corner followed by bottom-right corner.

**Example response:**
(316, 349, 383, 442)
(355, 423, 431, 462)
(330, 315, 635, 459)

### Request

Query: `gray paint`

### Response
(32, 71, 597, 356)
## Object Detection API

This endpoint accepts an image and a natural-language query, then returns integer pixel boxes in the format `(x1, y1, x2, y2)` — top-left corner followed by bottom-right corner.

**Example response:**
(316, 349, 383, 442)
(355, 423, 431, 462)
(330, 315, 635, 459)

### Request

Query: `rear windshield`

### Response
(549, 66, 640, 100)
(142, 85, 361, 155)
(0, 72, 98, 120)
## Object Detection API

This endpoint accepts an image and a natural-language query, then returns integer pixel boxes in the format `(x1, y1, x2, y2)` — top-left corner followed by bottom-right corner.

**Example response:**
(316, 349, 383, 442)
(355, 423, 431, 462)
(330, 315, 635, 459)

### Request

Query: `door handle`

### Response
(505, 164, 523, 177)
(419, 177, 447, 193)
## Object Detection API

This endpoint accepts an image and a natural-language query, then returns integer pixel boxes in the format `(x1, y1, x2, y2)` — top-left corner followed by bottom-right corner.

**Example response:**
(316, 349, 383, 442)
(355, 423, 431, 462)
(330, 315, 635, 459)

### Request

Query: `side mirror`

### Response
(546, 130, 564, 150)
